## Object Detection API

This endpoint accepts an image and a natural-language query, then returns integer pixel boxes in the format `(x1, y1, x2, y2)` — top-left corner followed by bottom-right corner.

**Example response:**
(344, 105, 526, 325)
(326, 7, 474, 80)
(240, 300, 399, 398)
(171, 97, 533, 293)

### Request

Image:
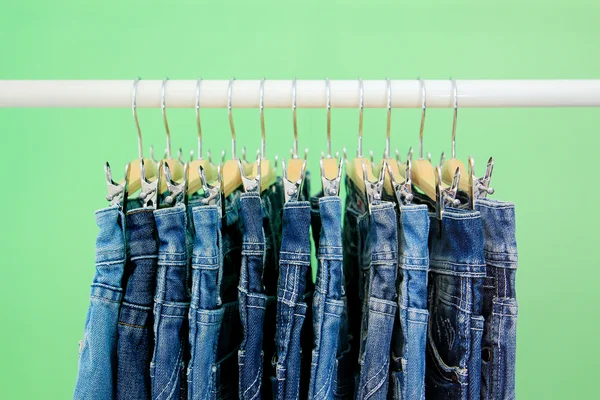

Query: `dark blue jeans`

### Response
(342, 177, 370, 400)
(356, 202, 399, 400)
(117, 208, 158, 400)
(425, 209, 486, 400)
(273, 201, 312, 400)
(151, 204, 191, 400)
(237, 192, 268, 399)
(74, 206, 126, 400)
(389, 205, 430, 400)
(475, 199, 518, 400)
(308, 196, 345, 400)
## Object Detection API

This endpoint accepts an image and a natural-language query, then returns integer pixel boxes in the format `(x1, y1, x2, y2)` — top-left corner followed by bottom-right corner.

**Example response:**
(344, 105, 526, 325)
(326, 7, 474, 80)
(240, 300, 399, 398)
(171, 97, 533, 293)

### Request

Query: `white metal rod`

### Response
(0, 80, 599, 108)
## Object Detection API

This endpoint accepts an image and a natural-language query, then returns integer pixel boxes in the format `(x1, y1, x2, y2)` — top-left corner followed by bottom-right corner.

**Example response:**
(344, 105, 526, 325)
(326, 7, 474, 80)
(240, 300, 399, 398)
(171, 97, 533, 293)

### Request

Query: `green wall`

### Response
(1, 1, 598, 398)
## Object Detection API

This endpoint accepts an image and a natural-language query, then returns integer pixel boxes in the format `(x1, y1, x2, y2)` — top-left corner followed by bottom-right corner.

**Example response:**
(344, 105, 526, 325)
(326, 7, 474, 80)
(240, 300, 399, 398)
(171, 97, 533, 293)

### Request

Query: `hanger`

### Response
(467, 156, 495, 209)
(320, 77, 344, 197)
(434, 165, 461, 225)
(222, 77, 243, 197)
(370, 78, 406, 194)
(346, 78, 376, 192)
(122, 78, 157, 196)
(410, 77, 438, 200)
(254, 77, 278, 192)
(158, 77, 184, 193)
(188, 78, 220, 195)
(283, 78, 309, 190)
(105, 162, 131, 211)
(440, 77, 470, 192)
(387, 157, 413, 211)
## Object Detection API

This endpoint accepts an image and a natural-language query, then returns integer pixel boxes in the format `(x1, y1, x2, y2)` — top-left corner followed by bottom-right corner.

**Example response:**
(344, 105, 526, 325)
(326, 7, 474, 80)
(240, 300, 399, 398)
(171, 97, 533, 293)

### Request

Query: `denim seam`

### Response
(118, 321, 147, 329)
(438, 293, 472, 315)
(361, 360, 389, 398)
(91, 283, 123, 292)
(95, 258, 126, 265)
(89, 295, 121, 303)
(130, 255, 158, 261)
(121, 302, 152, 311)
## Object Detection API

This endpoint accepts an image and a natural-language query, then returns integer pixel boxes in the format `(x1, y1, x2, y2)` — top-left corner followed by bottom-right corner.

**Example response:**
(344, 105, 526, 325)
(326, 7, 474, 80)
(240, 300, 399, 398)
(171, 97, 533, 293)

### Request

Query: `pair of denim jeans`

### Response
(308, 195, 346, 400)
(389, 205, 430, 400)
(117, 208, 159, 400)
(476, 199, 518, 400)
(188, 192, 243, 400)
(74, 206, 126, 400)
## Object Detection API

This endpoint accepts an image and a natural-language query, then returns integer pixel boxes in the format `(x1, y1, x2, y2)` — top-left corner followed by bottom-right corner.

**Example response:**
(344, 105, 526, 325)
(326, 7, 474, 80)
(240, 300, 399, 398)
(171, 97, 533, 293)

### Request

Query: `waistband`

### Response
(280, 201, 311, 265)
(94, 205, 126, 265)
(191, 205, 221, 266)
(240, 192, 266, 250)
(369, 202, 398, 264)
(429, 208, 486, 276)
(154, 204, 188, 265)
(125, 208, 158, 260)
(317, 196, 343, 257)
(398, 204, 430, 270)
(475, 198, 518, 267)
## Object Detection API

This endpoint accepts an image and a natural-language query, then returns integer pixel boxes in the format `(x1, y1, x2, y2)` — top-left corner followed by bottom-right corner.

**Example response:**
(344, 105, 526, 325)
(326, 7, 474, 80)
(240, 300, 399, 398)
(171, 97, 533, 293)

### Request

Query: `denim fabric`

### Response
(151, 204, 191, 400)
(475, 199, 518, 400)
(273, 201, 312, 400)
(356, 202, 399, 400)
(117, 209, 159, 400)
(426, 209, 486, 400)
(308, 196, 345, 400)
(389, 205, 430, 400)
(74, 206, 126, 400)
(237, 193, 268, 399)
(341, 176, 370, 400)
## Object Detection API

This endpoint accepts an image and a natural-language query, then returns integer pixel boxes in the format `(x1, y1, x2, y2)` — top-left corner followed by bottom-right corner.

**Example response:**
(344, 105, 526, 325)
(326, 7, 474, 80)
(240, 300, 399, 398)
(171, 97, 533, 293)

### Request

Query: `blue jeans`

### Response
(342, 177, 370, 400)
(356, 202, 399, 400)
(188, 191, 243, 400)
(475, 199, 518, 400)
(117, 208, 159, 400)
(74, 206, 126, 400)
(237, 192, 268, 399)
(308, 196, 345, 400)
(273, 201, 312, 400)
(389, 205, 430, 400)
(151, 204, 191, 400)
(425, 209, 486, 400)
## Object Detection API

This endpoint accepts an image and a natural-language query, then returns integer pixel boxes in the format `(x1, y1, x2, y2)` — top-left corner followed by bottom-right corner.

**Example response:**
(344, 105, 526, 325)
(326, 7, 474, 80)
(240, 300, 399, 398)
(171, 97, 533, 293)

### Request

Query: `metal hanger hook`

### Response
(292, 78, 298, 158)
(195, 77, 203, 160)
(358, 77, 364, 158)
(161, 77, 172, 159)
(418, 77, 427, 159)
(260, 77, 266, 158)
(228, 77, 237, 159)
(385, 77, 392, 159)
(132, 77, 143, 159)
(326, 77, 332, 158)
(451, 77, 458, 159)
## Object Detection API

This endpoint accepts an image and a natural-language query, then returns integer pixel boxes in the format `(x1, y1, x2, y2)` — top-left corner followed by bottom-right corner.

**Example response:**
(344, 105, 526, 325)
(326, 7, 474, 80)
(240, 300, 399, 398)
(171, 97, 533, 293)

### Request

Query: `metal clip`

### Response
(162, 162, 188, 207)
(138, 159, 159, 209)
(282, 150, 307, 203)
(238, 153, 261, 193)
(468, 156, 495, 209)
(105, 162, 130, 210)
(435, 166, 461, 220)
(199, 164, 224, 215)
(361, 158, 386, 214)
(320, 153, 344, 197)
(387, 158, 413, 209)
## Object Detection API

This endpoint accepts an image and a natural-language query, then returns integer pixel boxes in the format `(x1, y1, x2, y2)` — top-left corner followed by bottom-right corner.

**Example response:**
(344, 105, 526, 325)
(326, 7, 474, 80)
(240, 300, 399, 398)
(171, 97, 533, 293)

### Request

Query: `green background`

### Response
(1, 0, 598, 398)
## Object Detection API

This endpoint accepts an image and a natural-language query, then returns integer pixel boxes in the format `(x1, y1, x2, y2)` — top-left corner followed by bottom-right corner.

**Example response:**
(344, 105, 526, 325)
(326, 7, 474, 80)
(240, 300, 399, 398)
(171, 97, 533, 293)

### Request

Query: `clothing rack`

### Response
(1, 80, 599, 108)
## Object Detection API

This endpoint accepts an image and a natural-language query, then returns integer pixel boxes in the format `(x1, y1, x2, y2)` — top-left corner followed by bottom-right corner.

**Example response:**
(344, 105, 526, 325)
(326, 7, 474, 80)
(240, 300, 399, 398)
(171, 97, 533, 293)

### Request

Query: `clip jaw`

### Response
(139, 159, 159, 209)
(282, 154, 307, 203)
(238, 154, 261, 194)
(320, 153, 344, 197)
(435, 166, 461, 220)
(198, 164, 224, 216)
(163, 162, 188, 207)
(387, 158, 413, 210)
(361, 158, 386, 214)
(468, 156, 495, 209)
(105, 162, 130, 210)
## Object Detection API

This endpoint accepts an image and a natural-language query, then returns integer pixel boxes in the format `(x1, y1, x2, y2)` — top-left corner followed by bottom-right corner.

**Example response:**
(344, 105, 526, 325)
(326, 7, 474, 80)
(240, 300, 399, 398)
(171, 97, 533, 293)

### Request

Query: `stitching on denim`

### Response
(91, 282, 123, 292)
(118, 321, 148, 329)
(361, 360, 388, 398)
(154, 339, 184, 399)
(90, 295, 121, 303)
(95, 258, 126, 266)
(130, 255, 159, 262)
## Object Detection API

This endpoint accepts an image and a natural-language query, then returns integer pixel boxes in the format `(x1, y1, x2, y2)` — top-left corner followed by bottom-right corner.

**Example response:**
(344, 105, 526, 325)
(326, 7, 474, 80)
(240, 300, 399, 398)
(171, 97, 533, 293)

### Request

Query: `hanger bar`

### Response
(1, 80, 600, 108)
